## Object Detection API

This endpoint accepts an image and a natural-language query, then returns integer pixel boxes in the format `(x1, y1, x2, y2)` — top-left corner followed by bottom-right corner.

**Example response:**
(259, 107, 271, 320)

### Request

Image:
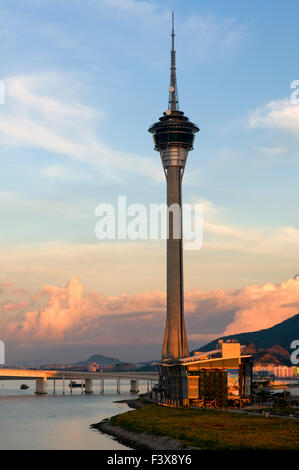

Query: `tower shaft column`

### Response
(162, 164, 189, 360)
(148, 14, 199, 364)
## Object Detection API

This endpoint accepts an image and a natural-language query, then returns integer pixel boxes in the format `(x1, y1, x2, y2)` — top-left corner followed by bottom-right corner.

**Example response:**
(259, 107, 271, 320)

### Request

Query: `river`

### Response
(0, 379, 149, 450)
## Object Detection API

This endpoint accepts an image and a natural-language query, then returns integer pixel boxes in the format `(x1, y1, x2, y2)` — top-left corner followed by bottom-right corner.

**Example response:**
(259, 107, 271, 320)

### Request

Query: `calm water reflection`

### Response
(0, 379, 146, 449)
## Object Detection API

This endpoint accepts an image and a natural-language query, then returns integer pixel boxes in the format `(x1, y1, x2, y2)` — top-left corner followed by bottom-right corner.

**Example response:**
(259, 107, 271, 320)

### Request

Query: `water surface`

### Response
(0, 379, 147, 450)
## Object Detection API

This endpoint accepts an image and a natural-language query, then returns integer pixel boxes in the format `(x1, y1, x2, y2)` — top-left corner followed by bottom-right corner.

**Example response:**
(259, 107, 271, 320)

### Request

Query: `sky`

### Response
(1, 0, 299, 363)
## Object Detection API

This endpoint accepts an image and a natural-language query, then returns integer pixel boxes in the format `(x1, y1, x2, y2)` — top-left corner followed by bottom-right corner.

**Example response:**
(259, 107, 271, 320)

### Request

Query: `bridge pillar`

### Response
(35, 377, 47, 394)
(100, 377, 104, 393)
(130, 380, 139, 393)
(85, 378, 93, 394)
(117, 378, 120, 393)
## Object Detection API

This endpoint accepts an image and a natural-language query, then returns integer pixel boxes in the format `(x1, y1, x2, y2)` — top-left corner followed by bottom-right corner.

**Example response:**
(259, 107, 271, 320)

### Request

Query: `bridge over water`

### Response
(0, 369, 159, 394)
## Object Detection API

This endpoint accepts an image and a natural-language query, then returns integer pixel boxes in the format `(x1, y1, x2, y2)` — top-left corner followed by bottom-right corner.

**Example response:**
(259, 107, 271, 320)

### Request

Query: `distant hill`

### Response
(76, 354, 121, 366)
(112, 362, 137, 371)
(195, 314, 299, 366)
(136, 361, 159, 372)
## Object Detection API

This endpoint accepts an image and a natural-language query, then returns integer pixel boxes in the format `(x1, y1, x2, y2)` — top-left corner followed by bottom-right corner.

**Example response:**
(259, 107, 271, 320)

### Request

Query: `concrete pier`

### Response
(35, 377, 47, 394)
(85, 378, 93, 394)
(130, 379, 139, 393)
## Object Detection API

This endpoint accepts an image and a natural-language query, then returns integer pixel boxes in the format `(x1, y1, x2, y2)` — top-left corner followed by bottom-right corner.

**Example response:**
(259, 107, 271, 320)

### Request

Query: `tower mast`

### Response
(169, 12, 179, 112)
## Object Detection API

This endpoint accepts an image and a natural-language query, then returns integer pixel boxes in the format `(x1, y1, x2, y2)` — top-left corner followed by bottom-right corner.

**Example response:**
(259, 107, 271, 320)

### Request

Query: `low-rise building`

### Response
(155, 340, 252, 407)
(253, 363, 298, 380)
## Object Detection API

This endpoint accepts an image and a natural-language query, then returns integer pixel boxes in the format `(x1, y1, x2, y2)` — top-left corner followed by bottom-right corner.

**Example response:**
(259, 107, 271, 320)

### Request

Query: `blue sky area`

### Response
(1, 0, 299, 291)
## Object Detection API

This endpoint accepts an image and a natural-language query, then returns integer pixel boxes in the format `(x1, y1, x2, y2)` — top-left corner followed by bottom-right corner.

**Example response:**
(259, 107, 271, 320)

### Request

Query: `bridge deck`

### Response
(0, 369, 158, 381)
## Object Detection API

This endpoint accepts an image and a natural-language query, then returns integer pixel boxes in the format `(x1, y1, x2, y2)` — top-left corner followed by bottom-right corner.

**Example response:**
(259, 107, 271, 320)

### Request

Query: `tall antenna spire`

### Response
(168, 12, 179, 112)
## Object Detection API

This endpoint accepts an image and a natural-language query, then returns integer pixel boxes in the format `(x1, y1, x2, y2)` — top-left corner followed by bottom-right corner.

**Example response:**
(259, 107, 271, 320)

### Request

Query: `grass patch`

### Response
(110, 404, 299, 450)
(249, 407, 299, 418)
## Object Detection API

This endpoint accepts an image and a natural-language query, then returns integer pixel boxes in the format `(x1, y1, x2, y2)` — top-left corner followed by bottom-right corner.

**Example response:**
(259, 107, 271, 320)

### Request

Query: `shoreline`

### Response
(91, 397, 299, 450)
(91, 398, 198, 450)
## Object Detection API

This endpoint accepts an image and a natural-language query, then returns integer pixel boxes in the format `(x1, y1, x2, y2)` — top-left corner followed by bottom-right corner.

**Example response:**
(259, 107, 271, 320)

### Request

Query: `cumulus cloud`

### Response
(249, 98, 299, 134)
(1, 276, 299, 355)
(1, 278, 165, 347)
(1, 301, 28, 313)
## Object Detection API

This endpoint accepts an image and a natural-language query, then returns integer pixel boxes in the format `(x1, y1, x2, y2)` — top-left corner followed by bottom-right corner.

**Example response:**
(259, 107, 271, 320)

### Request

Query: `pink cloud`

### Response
(1, 301, 29, 313)
(1, 276, 299, 351)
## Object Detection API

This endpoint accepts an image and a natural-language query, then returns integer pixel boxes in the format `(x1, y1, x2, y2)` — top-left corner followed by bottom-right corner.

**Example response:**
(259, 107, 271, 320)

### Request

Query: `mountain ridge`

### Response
(194, 313, 299, 366)
(76, 353, 121, 366)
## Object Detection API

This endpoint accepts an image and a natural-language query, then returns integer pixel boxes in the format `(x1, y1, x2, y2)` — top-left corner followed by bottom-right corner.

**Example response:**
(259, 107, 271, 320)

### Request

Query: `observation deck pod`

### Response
(149, 110, 199, 172)
(149, 110, 199, 151)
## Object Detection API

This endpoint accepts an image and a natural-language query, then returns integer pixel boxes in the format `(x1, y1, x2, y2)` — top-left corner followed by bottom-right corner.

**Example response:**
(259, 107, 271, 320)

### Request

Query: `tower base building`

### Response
(155, 340, 252, 408)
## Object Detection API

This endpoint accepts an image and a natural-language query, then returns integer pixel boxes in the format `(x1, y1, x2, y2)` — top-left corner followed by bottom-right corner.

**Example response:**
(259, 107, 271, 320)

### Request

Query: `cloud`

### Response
(2, 278, 166, 347)
(1, 198, 299, 297)
(88, 0, 247, 62)
(221, 277, 299, 335)
(7, 74, 100, 119)
(0, 191, 87, 219)
(255, 146, 287, 156)
(249, 99, 299, 135)
(180, 13, 246, 61)
(0, 74, 161, 181)
(1, 276, 299, 358)
(185, 278, 299, 339)
(192, 199, 299, 255)
(1, 301, 28, 313)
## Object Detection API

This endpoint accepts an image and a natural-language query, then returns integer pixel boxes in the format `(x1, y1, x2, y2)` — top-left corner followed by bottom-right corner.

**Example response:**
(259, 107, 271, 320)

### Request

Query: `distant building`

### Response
(88, 362, 99, 372)
(253, 363, 298, 380)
